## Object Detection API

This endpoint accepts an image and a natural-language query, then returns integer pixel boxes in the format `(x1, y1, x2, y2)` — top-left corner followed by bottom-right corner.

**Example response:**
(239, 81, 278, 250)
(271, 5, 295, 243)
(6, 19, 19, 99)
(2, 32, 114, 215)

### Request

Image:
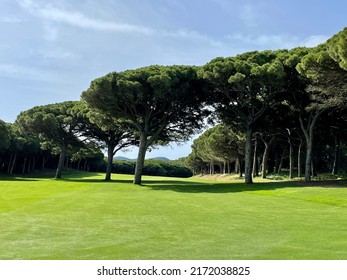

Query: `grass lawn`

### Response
(0, 172, 346, 260)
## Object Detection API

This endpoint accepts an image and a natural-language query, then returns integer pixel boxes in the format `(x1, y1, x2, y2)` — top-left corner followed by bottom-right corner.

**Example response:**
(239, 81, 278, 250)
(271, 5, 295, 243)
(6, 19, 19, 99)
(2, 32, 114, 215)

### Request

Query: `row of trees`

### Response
(0, 116, 105, 176)
(192, 28, 347, 183)
(1, 27, 347, 184)
(186, 122, 347, 179)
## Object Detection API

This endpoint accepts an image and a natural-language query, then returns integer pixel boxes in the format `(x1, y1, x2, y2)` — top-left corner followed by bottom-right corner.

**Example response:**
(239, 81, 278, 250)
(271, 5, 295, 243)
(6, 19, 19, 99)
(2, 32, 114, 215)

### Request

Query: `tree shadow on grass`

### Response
(54, 172, 347, 193)
(0, 177, 39, 182)
(143, 179, 347, 193)
(142, 180, 308, 194)
(61, 178, 134, 184)
(61, 178, 207, 185)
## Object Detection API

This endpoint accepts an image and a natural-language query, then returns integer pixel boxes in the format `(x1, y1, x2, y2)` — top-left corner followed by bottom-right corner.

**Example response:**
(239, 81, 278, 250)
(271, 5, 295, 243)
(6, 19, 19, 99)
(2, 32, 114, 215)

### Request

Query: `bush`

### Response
(111, 159, 193, 178)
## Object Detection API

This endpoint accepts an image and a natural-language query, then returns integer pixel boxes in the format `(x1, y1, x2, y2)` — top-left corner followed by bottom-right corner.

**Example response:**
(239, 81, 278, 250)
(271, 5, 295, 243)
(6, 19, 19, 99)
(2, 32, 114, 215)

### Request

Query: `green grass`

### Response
(0, 172, 347, 260)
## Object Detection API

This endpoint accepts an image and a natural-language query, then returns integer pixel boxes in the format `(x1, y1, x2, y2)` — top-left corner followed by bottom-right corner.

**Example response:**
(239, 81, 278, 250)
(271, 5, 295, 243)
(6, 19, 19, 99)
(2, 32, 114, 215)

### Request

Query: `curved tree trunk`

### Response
(9, 153, 17, 175)
(261, 144, 270, 179)
(261, 136, 275, 179)
(244, 127, 253, 184)
(299, 112, 321, 183)
(134, 133, 147, 185)
(55, 146, 66, 179)
(277, 147, 286, 175)
(22, 156, 27, 174)
(288, 138, 294, 179)
(252, 136, 258, 178)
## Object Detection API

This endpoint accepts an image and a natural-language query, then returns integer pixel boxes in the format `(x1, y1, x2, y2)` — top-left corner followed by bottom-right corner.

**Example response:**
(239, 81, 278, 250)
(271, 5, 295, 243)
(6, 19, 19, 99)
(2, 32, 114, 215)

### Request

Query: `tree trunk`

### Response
(261, 142, 270, 179)
(31, 155, 36, 171)
(64, 156, 69, 171)
(252, 137, 258, 178)
(28, 156, 32, 173)
(297, 140, 302, 177)
(332, 136, 340, 175)
(210, 161, 215, 174)
(235, 158, 239, 174)
(55, 146, 66, 179)
(299, 112, 321, 183)
(77, 158, 81, 171)
(134, 133, 148, 185)
(42, 155, 45, 171)
(244, 127, 253, 184)
(83, 159, 88, 171)
(7, 154, 13, 174)
(238, 155, 243, 178)
(22, 156, 27, 174)
(261, 136, 275, 179)
(304, 136, 313, 182)
(288, 139, 294, 179)
(105, 143, 115, 181)
(277, 147, 286, 174)
(9, 153, 17, 175)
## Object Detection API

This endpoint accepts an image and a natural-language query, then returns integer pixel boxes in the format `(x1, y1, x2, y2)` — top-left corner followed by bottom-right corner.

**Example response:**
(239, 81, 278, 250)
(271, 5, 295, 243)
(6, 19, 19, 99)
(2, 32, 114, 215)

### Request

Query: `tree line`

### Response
(1, 27, 347, 184)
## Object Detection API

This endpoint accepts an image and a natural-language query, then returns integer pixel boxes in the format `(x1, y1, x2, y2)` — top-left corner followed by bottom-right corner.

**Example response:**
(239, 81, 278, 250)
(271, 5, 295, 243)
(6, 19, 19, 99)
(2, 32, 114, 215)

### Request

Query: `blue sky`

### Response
(1, 0, 346, 159)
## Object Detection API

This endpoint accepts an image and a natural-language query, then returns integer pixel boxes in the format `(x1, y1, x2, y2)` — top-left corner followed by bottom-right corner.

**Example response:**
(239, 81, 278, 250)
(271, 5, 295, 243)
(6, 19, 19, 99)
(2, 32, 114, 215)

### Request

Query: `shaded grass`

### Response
(0, 172, 346, 260)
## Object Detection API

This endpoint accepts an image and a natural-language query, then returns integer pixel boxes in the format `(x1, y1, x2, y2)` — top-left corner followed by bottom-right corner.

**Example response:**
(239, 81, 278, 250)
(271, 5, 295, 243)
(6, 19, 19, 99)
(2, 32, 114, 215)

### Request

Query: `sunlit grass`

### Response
(0, 172, 346, 259)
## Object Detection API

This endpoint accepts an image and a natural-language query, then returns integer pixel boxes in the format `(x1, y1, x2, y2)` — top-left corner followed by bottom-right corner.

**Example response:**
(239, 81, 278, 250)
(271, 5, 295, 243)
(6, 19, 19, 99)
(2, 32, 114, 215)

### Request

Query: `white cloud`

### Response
(16, 0, 226, 49)
(163, 29, 225, 48)
(227, 33, 329, 50)
(40, 48, 76, 60)
(0, 63, 54, 81)
(0, 16, 23, 23)
(299, 35, 329, 47)
(17, 0, 153, 34)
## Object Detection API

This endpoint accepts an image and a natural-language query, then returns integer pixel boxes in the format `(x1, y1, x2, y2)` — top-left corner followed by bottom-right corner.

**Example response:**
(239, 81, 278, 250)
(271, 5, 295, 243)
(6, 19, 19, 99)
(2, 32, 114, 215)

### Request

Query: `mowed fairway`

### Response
(0, 172, 346, 260)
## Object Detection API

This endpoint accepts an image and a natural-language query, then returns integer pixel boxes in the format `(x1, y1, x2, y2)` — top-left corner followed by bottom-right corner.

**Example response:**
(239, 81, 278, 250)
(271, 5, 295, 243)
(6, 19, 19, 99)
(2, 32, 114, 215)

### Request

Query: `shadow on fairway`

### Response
(143, 180, 303, 193)
(62, 178, 134, 183)
(0, 177, 39, 182)
(62, 178, 207, 185)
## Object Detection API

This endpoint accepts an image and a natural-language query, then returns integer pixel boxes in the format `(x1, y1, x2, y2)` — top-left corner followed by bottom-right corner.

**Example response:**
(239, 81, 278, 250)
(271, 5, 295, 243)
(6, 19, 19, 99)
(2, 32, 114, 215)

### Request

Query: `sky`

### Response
(1, 0, 346, 159)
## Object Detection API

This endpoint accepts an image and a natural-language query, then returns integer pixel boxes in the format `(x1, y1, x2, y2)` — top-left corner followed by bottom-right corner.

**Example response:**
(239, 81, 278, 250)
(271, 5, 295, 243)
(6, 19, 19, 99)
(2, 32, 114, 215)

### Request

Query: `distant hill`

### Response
(114, 156, 136, 161)
(114, 156, 171, 162)
(148, 157, 171, 161)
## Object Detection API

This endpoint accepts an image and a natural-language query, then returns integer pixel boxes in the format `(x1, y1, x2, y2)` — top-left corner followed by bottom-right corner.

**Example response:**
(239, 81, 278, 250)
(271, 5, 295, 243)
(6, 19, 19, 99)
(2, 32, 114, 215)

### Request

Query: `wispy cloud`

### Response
(39, 48, 76, 60)
(17, 0, 226, 49)
(227, 33, 329, 50)
(0, 16, 23, 23)
(0, 63, 54, 81)
(17, 0, 153, 34)
(299, 35, 329, 47)
(163, 29, 225, 48)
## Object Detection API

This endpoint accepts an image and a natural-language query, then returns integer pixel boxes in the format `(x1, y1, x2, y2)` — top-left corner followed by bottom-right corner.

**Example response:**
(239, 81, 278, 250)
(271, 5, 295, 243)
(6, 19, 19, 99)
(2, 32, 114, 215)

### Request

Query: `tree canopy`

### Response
(16, 101, 85, 179)
(82, 65, 208, 184)
(199, 50, 288, 183)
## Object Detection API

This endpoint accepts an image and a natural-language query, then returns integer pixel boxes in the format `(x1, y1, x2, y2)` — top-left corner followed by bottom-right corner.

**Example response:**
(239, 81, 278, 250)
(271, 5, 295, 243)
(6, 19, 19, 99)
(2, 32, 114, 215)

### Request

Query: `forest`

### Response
(0, 27, 347, 185)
